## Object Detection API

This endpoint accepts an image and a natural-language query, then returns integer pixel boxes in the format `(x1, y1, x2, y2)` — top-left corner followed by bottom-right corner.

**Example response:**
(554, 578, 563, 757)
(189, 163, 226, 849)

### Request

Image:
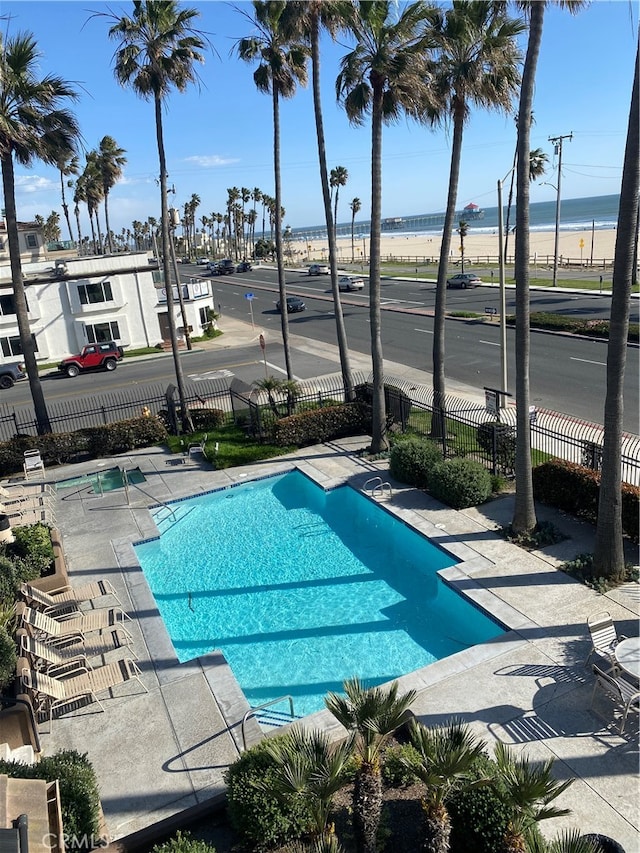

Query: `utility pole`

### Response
(548, 133, 572, 287)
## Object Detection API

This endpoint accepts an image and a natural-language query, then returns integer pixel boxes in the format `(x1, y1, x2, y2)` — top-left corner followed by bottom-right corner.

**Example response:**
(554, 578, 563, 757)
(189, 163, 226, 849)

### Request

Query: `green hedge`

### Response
(389, 436, 443, 488)
(0, 522, 55, 608)
(272, 402, 370, 447)
(506, 313, 639, 344)
(151, 831, 216, 853)
(532, 459, 639, 542)
(0, 624, 16, 691)
(430, 458, 493, 509)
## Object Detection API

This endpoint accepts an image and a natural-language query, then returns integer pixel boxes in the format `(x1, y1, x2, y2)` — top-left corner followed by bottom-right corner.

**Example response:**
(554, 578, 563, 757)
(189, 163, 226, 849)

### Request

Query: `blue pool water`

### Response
(134, 471, 504, 716)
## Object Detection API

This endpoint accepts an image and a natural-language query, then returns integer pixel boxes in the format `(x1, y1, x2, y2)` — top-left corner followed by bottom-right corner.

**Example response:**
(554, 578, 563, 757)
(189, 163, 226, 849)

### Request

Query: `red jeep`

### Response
(58, 341, 124, 378)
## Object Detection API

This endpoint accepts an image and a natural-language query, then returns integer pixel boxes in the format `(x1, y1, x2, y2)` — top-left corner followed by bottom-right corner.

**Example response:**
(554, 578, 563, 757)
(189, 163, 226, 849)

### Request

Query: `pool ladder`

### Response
(364, 476, 393, 501)
(241, 695, 298, 751)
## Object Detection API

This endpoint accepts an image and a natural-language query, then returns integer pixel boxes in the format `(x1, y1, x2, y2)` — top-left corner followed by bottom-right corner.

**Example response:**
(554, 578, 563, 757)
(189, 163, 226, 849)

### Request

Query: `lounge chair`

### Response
(19, 627, 135, 666)
(20, 605, 133, 644)
(585, 611, 627, 668)
(0, 482, 54, 500)
(23, 449, 45, 480)
(19, 580, 123, 613)
(21, 658, 146, 726)
(591, 664, 640, 734)
(187, 434, 208, 460)
(0, 484, 52, 510)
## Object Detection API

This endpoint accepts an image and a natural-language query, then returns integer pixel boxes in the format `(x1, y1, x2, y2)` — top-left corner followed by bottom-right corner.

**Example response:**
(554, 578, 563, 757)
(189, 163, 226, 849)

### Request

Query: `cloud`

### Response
(14, 175, 57, 193)
(184, 154, 240, 168)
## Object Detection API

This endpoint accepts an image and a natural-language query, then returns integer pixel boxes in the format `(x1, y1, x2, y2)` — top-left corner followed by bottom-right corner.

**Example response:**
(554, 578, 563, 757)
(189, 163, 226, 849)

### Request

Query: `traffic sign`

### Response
(485, 389, 498, 415)
(485, 306, 497, 315)
(245, 292, 254, 300)
(259, 334, 265, 351)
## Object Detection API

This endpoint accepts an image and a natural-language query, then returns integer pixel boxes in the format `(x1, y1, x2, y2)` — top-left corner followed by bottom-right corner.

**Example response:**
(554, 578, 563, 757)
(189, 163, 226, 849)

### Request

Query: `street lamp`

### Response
(496, 172, 511, 403)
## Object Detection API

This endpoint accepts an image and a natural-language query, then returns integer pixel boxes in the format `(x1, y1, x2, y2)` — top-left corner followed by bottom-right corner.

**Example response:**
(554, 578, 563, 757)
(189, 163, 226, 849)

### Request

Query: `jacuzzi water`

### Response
(56, 467, 146, 493)
(134, 470, 504, 716)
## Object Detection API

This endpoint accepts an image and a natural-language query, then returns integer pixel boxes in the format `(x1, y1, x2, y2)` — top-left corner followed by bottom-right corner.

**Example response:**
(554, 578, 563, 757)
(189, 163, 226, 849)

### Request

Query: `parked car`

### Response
(446, 272, 482, 289)
(196, 257, 209, 266)
(0, 361, 26, 390)
(58, 342, 124, 378)
(308, 263, 330, 276)
(237, 260, 253, 272)
(338, 275, 365, 292)
(180, 257, 192, 264)
(276, 296, 306, 314)
(207, 261, 220, 274)
(217, 259, 235, 275)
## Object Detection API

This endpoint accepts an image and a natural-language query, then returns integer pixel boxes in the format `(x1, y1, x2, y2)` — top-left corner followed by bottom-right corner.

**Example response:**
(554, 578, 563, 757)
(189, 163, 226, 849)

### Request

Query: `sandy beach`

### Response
(298, 226, 617, 267)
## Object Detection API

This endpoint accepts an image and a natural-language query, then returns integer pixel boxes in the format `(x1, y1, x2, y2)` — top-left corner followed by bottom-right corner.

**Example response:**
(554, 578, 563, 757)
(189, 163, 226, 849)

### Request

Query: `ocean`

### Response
(292, 193, 620, 241)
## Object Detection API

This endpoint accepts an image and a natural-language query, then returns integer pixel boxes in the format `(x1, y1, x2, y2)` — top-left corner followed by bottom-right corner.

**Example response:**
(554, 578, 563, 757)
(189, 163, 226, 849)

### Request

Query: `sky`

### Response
(1, 0, 638, 239)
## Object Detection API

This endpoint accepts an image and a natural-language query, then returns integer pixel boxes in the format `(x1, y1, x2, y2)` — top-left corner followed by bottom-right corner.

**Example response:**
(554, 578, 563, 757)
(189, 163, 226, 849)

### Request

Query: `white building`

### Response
(0, 251, 216, 363)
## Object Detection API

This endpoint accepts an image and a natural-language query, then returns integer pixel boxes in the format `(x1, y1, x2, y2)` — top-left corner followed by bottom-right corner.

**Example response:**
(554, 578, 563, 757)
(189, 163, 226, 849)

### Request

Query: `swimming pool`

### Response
(56, 466, 146, 494)
(134, 470, 504, 717)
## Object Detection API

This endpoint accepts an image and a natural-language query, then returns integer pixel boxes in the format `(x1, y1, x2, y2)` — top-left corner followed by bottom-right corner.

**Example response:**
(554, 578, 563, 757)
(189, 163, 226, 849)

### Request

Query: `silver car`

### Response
(308, 263, 330, 275)
(339, 275, 365, 292)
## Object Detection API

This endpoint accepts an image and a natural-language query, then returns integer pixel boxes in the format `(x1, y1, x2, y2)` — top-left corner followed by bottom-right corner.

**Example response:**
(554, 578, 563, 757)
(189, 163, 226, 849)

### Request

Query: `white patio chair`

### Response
(591, 664, 640, 734)
(585, 611, 626, 669)
(23, 449, 45, 480)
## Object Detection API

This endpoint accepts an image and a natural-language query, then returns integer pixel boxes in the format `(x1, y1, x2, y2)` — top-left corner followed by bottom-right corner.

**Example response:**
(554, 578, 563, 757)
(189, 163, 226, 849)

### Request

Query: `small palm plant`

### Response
(406, 718, 488, 853)
(494, 740, 574, 853)
(325, 677, 417, 853)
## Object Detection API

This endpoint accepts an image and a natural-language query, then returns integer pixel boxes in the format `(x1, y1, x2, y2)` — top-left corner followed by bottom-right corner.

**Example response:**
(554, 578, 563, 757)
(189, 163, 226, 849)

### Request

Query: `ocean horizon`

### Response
(291, 193, 621, 241)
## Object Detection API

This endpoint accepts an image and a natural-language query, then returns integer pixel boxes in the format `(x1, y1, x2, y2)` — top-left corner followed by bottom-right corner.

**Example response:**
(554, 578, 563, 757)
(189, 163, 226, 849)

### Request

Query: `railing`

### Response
(364, 476, 393, 500)
(241, 695, 296, 751)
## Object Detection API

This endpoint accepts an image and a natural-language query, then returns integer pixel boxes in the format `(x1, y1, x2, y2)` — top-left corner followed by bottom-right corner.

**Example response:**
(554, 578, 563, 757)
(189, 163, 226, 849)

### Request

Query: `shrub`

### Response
(272, 403, 370, 448)
(189, 408, 226, 431)
(448, 754, 507, 853)
(476, 421, 516, 473)
(389, 436, 443, 488)
(151, 831, 216, 853)
(5, 523, 54, 576)
(0, 556, 17, 605)
(224, 738, 312, 851)
(0, 625, 16, 691)
(430, 458, 492, 509)
(0, 750, 101, 839)
(382, 742, 422, 787)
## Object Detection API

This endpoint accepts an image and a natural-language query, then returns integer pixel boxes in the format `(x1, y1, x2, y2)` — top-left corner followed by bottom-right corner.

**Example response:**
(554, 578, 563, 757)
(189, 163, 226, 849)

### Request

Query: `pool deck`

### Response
(15, 436, 638, 851)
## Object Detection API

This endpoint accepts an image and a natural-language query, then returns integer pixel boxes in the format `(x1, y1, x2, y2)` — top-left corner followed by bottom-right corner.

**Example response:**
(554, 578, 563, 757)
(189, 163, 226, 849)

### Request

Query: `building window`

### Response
(86, 321, 120, 344)
(78, 281, 113, 305)
(0, 238, 5, 250)
(1, 334, 38, 357)
(25, 234, 38, 249)
(0, 294, 16, 316)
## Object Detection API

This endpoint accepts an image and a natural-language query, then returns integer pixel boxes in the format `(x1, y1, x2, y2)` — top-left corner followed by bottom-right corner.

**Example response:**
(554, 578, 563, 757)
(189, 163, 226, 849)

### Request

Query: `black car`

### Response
(276, 296, 306, 314)
(0, 361, 26, 390)
(237, 260, 253, 272)
(217, 259, 235, 275)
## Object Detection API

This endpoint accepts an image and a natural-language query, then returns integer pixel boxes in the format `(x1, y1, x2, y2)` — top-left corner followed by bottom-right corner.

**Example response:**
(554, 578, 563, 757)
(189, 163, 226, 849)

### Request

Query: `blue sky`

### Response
(2, 0, 637, 238)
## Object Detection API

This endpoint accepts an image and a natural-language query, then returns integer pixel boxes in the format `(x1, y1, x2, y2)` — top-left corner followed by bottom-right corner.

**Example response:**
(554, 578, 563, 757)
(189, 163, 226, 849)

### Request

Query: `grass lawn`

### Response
(166, 423, 296, 469)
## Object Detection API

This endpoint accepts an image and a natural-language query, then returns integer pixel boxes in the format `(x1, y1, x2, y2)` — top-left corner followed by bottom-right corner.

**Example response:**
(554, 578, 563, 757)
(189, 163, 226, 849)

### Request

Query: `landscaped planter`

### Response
(28, 528, 69, 593)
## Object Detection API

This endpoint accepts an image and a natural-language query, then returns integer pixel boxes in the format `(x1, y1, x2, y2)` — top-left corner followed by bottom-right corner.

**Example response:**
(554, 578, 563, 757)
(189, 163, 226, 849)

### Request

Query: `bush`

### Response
(382, 742, 422, 787)
(4, 523, 54, 576)
(476, 421, 516, 473)
(189, 408, 226, 431)
(0, 750, 101, 839)
(81, 416, 169, 457)
(224, 738, 312, 851)
(0, 625, 16, 691)
(430, 458, 492, 509)
(272, 403, 370, 448)
(151, 831, 216, 853)
(448, 754, 507, 853)
(389, 436, 443, 488)
(0, 555, 17, 605)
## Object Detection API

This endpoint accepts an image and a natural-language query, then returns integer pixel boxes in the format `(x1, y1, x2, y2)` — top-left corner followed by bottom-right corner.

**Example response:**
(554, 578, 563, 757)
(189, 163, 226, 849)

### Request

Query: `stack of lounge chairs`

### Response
(0, 482, 56, 526)
(16, 577, 144, 728)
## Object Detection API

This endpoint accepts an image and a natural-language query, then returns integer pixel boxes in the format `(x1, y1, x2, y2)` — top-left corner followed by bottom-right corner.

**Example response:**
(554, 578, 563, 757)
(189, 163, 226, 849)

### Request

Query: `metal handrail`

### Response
(241, 695, 295, 751)
(363, 476, 382, 493)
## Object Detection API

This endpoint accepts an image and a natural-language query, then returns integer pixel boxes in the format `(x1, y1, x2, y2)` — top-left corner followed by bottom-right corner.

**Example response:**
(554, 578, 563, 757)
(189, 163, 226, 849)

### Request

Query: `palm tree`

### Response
(236, 0, 309, 382)
(494, 741, 573, 853)
(240, 186, 251, 256)
(593, 41, 639, 579)
(510, 0, 586, 536)
(457, 219, 468, 273)
(337, 0, 432, 453)
(406, 718, 487, 853)
(289, 1, 355, 401)
(504, 144, 549, 263)
(265, 727, 352, 845)
(325, 678, 417, 853)
(104, 0, 207, 433)
(72, 173, 86, 254)
(0, 30, 80, 434)
(83, 151, 105, 253)
(56, 153, 79, 244)
(98, 135, 127, 253)
(425, 0, 524, 439)
(330, 165, 349, 240)
(350, 196, 361, 262)
(528, 830, 600, 853)
(226, 187, 240, 257)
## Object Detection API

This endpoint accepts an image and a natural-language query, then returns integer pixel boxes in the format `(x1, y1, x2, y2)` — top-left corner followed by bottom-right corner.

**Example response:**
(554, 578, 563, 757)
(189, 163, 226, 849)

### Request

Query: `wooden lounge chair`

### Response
(20, 631, 136, 671)
(591, 664, 640, 734)
(19, 580, 123, 613)
(21, 658, 146, 726)
(23, 449, 45, 480)
(585, 611, 626, 668)
(20, 605, 133, 644)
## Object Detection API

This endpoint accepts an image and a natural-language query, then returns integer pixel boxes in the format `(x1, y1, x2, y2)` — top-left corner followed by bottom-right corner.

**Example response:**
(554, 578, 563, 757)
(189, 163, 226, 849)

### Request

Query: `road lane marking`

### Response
(414, 328, 433, 334)
(571, 357, 606, 366)
(479, 340, 499, 347)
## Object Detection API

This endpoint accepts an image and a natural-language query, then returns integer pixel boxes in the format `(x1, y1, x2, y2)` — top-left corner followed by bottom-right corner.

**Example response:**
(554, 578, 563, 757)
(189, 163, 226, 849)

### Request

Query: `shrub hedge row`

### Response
(272, 402, 370, 447)
(506, 312, 640, 344)
(532, 458, 639, 542)
(389, 436, 443, 488)
(0, 416, 169, 478)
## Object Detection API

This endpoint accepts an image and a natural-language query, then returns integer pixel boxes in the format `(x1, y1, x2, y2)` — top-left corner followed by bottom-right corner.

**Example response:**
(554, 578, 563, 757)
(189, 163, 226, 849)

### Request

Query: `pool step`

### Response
(255, 706, 302, 732)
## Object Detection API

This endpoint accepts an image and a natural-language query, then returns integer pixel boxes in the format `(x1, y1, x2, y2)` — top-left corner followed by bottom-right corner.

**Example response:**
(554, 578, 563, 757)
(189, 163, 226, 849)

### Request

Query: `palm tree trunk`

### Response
(272, 83, 293, 381)
(88, 211, 97, 254)
(503, 145, 518, 263)
(310, 11, 354, 401)
(60, 174, 75, 244)
(353, 765, 382, 853)
(432, 106, 464, 441)
(74, 205, 82, 255)
(593, 44, 639, 578)
(512, 3, 542, 534)
(104, 192, 113, 253)
(369, 80, 387, 453)
(1, 153, 51, 434)
(421, 801, 451, 853)
(155, 93, 193, 432)
(351, 212, 356, 263)
(95, 210, 104, 254)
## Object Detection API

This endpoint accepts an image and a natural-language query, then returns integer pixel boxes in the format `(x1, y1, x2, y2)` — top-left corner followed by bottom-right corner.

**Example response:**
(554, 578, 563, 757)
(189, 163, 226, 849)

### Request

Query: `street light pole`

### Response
(548, 133, 572, 287)
(497, 177, 508, 401)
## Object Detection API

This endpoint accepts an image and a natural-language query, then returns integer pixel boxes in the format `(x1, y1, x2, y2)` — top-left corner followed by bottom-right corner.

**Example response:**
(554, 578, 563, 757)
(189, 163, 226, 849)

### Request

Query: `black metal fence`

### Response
(2, 372, 639, 486)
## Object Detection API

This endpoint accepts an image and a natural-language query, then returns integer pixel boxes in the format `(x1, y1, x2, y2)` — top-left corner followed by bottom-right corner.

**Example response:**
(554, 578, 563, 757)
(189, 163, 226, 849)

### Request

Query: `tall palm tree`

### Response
(424, 0, 524, 439)
(494, 741, 573, 853)
(236, 0, 309, 382)
(504, 144, 549, 263)
(72, 173, 86, 253)
(510, 0, 586, 535)
(593, 41, 639, 579)
(83, 151, 105, 253)
(226, 187, 240, 257)
(330, 164, 349, 240)
(337, 0, 433, 453)
(350, 196, 361, 262)
(104, 0, 207, 433)
(406, 718, 487, 853)
(325, 678, 416, 853)
(240, 186, 251, 256)
(56, 153, 79, 244)
(98, 135, 127, 253)
(289, 1, 355, 401)
(0, 31, 80, 434)
(457, 219, 468, 272)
